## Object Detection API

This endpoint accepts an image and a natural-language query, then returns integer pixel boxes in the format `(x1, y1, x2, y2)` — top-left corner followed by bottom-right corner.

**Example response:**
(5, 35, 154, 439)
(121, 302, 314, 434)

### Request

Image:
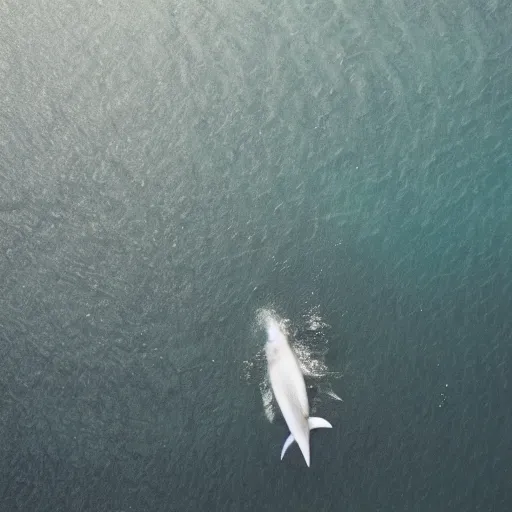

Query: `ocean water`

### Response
(0, 0, 511, 510)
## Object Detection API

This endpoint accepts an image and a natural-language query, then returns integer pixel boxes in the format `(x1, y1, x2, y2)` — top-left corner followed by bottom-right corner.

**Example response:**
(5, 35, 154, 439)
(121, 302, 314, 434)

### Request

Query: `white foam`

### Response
(245, 307, 343, 423)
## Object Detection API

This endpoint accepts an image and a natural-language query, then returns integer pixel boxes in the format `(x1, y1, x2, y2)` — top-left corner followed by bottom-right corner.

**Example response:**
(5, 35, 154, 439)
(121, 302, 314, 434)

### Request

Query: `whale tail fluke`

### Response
(280, 433, 296, 461)
(280, 417, 332, 466)
(308, 416, 332, 430)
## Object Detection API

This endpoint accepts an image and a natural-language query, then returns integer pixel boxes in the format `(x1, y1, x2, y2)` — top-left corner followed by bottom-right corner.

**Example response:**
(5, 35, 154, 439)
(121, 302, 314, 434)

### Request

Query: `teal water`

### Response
(0, 0, 511, 510)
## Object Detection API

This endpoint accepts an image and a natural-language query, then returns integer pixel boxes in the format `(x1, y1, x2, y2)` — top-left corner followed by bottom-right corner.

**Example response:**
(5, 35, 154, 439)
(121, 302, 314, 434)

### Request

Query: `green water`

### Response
(0, 0, 511, 510)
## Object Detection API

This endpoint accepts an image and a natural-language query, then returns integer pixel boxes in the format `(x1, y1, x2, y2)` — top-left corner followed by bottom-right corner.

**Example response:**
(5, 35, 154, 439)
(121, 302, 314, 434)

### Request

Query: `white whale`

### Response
(265, 315, 332, 467)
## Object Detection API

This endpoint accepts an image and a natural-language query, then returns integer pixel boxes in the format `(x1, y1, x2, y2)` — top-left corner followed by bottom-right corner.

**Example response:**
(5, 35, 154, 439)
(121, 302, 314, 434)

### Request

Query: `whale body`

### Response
(264, 315, 332, 467)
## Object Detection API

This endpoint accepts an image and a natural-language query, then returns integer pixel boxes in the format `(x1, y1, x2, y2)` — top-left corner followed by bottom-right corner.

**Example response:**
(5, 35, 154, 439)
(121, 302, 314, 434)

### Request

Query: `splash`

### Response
(259, 377, 275, 422)
(243, 306, 342, 422)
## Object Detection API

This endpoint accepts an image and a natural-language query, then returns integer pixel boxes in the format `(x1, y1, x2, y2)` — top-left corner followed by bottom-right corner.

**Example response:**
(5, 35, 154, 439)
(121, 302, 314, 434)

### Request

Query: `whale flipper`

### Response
(281, 433, 295, 460)
(308, 417, 332, 430)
